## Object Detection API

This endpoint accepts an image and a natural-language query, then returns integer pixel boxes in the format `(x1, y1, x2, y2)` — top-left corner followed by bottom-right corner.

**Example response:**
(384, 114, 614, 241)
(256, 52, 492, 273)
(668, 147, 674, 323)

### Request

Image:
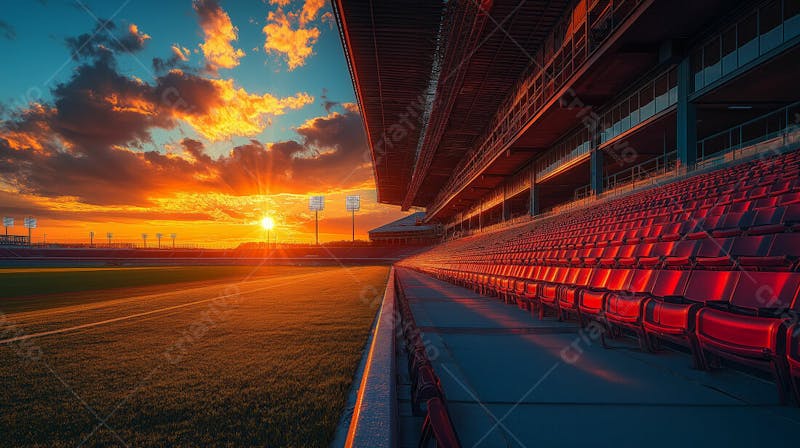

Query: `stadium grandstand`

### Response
(368, 212, 441, 245)
(333, 0, 800, 446)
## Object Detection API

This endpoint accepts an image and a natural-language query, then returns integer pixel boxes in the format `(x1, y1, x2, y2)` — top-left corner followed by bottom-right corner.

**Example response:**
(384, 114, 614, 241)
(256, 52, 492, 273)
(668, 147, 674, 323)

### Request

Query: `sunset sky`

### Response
(0, 0, 409, 246)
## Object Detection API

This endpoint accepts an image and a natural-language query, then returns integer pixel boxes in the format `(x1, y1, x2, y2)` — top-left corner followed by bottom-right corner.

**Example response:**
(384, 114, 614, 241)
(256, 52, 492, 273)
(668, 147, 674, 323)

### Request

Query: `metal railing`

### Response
(697, 100, 800, 165)
(429, 0, 646, 218)
(604, 150, 677, 192)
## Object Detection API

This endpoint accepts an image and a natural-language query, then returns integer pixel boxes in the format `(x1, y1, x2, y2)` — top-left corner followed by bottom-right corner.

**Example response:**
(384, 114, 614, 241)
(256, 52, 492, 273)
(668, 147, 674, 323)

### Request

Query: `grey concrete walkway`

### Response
(395, 267, 800, 448)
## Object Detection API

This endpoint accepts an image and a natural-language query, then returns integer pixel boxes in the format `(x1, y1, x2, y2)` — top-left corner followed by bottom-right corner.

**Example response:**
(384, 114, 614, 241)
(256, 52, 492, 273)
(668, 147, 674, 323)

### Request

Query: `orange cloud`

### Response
(174, 78, 313, 141)
(171, 44, 190, 62)
(300, 0, 325, 26)
(262, 8, 320, 70)
(194, 0, 246, 71)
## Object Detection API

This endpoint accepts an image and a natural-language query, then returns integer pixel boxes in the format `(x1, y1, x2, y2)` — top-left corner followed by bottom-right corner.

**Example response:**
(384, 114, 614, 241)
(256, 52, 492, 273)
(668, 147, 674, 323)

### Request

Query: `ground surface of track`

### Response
(0, 265, 389, 447)
(395, 267, 800, 447)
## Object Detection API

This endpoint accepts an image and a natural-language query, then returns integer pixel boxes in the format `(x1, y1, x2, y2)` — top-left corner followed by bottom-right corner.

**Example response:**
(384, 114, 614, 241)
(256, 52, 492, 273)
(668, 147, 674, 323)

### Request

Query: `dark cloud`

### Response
(320, 88, 338, 113)
(65, 19, 149, 60)
(192, 0, 222, 25)
(0, 21, 16, 40)
(50, 55, 170, 149)
(0, 22, 365, 207)
(1, 101, 370, 205)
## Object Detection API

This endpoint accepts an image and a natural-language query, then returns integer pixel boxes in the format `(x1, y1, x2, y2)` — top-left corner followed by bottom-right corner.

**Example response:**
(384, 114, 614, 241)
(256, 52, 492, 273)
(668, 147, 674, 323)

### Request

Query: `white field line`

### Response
(9, 270, 332, 321)
(0, 272, 326, 345)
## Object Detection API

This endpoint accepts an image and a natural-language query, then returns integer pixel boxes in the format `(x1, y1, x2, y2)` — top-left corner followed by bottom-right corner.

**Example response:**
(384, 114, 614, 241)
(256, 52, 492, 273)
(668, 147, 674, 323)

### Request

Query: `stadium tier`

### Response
(399, 148, 800, 404)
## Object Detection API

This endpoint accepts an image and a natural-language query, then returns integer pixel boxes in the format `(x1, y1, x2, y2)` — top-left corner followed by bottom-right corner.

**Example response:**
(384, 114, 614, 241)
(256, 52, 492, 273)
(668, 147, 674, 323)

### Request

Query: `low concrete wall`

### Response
(342, 267, 397, 448)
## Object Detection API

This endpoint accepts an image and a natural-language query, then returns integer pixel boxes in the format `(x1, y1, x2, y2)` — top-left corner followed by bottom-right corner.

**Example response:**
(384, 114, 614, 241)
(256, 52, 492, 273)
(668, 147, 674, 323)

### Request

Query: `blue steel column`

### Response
(590, 148, 604, 196)
(677, 57, 697, 172)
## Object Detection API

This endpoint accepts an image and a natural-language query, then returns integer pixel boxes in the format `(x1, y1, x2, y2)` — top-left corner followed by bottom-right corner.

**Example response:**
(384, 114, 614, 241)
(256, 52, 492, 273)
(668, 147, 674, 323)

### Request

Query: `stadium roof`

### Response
(368, 212, 433, 235)
(333, 0, 569, 208)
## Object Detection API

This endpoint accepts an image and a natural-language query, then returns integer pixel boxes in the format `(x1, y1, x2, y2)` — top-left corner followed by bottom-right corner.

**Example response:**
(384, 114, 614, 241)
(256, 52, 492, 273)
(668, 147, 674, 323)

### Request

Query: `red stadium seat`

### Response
(642, 270, 714, 368)
(695, 272, 800, 402)
(419, 397, 461, 448)
(605, 269, 658, 349)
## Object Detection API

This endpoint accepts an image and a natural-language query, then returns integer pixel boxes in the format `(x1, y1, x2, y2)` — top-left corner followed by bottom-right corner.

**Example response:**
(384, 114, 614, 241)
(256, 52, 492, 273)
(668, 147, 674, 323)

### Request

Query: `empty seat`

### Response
(741, 233, 800, 271)
(555, 267, 594, 318)
(578, 269, 632, 322)
(695, 272, 800, 402)
(643, 270, 735, 368)
(748, 206, 785, 235)
(699, 235, 771, 269)
(710, 211, 755, 237)
(605, 270, 658, 346)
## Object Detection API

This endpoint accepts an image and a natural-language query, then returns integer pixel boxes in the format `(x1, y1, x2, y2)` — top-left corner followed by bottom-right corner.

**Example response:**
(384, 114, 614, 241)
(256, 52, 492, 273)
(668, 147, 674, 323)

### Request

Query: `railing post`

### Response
(677, 56, 697, 172)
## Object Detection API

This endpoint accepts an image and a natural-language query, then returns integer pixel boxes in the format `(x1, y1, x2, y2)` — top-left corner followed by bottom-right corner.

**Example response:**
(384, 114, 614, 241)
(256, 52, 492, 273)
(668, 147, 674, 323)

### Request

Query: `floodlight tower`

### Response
(156, 233, 163, 249)
(107, 232, 113, 247)
(346, 195, 361, 243)
(170, 233, 177, 248)
(309, 196, 324, 245)
(142, 233, 148, 248)
(90, 231, 94, 247)
(23, 217, 37, 245)
(2, 217, 13, 236)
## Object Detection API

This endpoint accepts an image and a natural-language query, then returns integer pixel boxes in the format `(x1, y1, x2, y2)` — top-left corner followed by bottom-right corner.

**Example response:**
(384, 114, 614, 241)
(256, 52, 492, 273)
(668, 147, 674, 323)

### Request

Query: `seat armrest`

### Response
(660, 295, 686, 304)
(704, 300, 731, 311)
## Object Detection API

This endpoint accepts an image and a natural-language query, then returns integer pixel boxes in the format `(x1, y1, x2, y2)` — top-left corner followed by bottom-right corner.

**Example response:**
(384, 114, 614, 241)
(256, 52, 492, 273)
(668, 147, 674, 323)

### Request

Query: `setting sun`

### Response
(261, 216, 275, 231)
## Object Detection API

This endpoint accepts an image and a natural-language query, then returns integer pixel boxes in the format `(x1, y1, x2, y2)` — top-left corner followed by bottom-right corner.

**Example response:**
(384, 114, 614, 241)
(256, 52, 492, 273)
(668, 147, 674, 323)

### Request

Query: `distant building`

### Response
(368, 212, 439, 245)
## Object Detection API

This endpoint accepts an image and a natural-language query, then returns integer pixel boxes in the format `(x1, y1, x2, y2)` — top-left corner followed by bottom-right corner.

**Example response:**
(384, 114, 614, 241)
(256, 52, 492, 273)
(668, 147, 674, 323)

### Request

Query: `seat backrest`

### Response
(784, 203, 800, 222)
(627, 269, 657, 294)
(696, 237, 733, 257)
(552, 267, 571, 283)
(752, 206, 784, 226)
(730, 272, 800, 311)
(650, 269, 692, 298)
(649, 241, 674, 257)
(587, 268, 613, 289)
(767, 233, 800, 257)
(717, 211, 755, 229)
(605, 269, 633, 292)
(670, 240, 700, 257)
(729, 235, 773, 257)
(573, 267, 594, 286)
(683, 270, 739, 303)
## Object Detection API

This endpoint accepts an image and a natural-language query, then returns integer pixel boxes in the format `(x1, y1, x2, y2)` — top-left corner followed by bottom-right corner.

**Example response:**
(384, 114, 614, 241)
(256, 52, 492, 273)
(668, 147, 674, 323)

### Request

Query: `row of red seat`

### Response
(401, 148, 800, 404)
(469, 151, 800, 261)
(395, 274, 461, 447)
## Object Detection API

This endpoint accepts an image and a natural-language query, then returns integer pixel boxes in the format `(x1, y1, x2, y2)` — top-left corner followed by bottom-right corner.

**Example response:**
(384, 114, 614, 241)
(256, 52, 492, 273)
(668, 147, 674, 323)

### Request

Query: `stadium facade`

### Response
(334, 1, 800, 447)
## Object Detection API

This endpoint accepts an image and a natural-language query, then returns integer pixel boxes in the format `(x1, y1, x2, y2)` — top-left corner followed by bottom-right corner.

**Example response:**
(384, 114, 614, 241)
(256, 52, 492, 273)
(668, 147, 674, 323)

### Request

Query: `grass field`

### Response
(0, 265, 389, 447)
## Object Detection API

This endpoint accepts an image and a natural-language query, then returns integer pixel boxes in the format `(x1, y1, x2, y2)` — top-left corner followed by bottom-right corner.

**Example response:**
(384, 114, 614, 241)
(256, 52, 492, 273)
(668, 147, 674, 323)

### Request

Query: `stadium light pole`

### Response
(90, 231, 94, 247)
(156, 233, 163, 249)
(309, 196, 324, 245)
(170, 233, 177, 248)
(2, 217, 12, 236)
(107, 232, 113, 247)
(23, 216, 37, 246)
(346, 195, 360, 243)
(142, 233, 148, 248)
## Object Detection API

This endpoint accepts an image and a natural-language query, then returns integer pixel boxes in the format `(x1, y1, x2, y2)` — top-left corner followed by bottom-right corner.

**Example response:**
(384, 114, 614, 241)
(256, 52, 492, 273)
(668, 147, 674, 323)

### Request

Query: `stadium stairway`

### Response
(398, 147, 800, 417)
(393, 266, 800, 446)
